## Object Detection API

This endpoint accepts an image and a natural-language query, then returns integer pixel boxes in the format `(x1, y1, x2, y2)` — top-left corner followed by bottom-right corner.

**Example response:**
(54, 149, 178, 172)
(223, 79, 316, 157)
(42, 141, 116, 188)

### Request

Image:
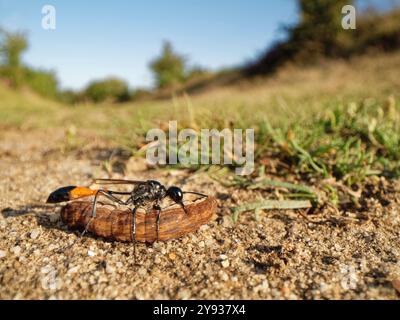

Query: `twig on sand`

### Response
(249, 178, 316, 196)
(231, 199, 312, 223)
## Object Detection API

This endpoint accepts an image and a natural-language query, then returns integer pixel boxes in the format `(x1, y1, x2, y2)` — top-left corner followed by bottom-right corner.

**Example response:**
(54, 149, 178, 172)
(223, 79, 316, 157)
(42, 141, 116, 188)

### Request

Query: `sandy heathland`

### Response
(0, 128, 399, 300)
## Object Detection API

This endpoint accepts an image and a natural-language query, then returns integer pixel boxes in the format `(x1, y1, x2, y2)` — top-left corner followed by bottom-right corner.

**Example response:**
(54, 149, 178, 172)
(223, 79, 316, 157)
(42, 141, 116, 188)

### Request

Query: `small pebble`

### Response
(168, 252, 176, 260)
(41, 265, 52, 274)
(30, 229, 40, 240)
(199, 225, 209, 231)
(11, 246, 21, 255)
(222, 216, 233, 227)
(48, 244, 57, 251)
(138, 267, 147, 276)
(177, 289, 191, 300)
(154, 256, 162, 264)
(0, 250, 6, 258)
(198, 241, 205, 248)
(260, 280, 269, 291)
(105, 264, 115, 274)
(221, 260, 230, 268)
(88, 250, 96, 257)
(67, 266, 79, 274)
(219, 271, 229, 281)
(219, 254, 228, 260)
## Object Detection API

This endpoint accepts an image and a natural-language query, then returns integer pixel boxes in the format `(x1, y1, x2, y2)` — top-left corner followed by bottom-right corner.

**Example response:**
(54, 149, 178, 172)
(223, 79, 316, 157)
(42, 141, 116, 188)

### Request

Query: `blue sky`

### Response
(0, 0, 398, 90)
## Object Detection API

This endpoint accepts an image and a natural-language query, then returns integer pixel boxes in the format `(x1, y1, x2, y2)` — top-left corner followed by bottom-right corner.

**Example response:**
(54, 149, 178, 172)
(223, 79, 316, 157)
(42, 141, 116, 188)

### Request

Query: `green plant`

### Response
(150, 41, 187, 89)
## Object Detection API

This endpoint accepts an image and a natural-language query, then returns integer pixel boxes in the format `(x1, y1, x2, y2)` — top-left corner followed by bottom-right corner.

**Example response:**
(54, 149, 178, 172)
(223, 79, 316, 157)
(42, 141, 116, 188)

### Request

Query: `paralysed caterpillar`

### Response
(60, 196, 217, 243)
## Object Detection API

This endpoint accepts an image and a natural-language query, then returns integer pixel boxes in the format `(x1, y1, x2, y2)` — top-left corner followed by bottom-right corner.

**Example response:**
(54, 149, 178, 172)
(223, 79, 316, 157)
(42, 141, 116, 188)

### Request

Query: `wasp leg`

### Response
(56, 191, 130, 255)
(180, 191, 208, 214)
(180, 202, 188, 214)
(154, 204, 162, 241)
(91, 190, 127, 217)
(81, 190, 129, 238)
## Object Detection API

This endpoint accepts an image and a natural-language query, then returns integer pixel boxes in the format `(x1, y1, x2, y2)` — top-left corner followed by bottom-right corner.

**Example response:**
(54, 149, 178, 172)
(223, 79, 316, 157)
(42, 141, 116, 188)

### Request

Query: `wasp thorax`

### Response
(147, 180, 166, 196)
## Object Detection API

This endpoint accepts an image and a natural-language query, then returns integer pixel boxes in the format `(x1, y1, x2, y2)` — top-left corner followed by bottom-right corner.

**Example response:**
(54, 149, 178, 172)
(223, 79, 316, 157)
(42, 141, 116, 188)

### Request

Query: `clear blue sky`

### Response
(0, 0, 397, 90)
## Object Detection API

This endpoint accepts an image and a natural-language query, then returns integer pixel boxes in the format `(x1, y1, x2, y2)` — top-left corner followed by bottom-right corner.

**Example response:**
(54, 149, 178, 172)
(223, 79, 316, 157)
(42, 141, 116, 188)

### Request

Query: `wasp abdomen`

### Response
(47, 186, 97, 203)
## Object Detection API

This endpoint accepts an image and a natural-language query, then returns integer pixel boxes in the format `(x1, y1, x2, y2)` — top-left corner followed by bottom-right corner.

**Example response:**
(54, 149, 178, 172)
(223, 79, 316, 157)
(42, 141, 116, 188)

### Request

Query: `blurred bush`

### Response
(83, 77, 130, 103)
(347, 8, 400, 54)
(185, 66, 211, 82)
(130, 88, 153, 101)
(57, 89, 82, 105)
(24, 68, 59, 98)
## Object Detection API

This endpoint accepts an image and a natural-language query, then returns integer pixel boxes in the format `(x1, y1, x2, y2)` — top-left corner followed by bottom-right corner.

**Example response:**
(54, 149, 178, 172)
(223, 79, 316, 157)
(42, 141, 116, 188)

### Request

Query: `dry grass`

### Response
(1, 51, 399, 138)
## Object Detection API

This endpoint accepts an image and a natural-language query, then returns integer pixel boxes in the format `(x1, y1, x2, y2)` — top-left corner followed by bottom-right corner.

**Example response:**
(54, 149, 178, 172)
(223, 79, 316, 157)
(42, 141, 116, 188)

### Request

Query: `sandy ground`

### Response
(0, 129, 399, 300)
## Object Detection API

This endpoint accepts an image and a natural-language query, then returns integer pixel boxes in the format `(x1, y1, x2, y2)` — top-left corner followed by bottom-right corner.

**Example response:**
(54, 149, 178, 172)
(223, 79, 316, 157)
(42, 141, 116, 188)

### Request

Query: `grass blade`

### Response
(231, 199, 312, 223)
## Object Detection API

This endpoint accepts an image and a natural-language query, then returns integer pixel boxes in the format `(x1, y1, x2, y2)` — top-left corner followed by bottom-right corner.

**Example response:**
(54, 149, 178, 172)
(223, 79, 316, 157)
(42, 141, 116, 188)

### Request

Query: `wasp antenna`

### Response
(182, 191, 208, 198)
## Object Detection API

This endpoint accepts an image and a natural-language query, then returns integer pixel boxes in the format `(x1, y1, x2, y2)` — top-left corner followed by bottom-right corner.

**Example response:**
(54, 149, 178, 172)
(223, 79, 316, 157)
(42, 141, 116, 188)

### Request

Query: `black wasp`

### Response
(47, 179, 207, 257)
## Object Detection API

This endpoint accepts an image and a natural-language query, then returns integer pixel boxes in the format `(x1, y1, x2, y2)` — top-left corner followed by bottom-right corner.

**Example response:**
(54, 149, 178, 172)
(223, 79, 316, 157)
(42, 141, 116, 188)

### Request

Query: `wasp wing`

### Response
(93, 178, 144, 185)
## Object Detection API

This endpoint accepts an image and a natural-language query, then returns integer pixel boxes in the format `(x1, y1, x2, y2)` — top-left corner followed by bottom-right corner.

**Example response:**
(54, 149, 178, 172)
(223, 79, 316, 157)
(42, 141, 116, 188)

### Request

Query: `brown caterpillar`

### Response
(60, 196, 217, 243)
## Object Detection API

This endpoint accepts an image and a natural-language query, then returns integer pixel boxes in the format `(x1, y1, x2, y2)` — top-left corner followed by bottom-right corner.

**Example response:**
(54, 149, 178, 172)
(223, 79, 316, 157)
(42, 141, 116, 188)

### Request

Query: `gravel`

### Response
(0, 129, 399, 300)
(30, 229, 41, 240)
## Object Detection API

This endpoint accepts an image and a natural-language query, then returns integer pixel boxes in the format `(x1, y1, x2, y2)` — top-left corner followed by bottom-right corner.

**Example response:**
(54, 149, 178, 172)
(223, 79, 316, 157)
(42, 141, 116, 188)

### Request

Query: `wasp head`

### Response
(166, 186, 184, 203)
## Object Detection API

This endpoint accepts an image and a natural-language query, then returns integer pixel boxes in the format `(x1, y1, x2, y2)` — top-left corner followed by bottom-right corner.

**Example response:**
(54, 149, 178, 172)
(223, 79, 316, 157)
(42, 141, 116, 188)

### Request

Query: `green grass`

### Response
(259, 98, 400, 183)
(221, 96, 399, 218)
(1, 52, 400, 208)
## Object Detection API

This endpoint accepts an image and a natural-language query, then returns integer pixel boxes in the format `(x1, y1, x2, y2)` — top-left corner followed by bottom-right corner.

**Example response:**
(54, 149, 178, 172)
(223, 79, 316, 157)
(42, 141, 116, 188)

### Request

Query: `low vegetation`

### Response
(1, 52, 399, 207)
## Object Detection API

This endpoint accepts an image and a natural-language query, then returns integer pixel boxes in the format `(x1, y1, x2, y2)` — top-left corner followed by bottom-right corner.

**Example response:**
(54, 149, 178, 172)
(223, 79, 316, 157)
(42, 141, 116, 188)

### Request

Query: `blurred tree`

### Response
(150, 41, 186, 89)
(84, 77, 130, 103)
(290, 0, 352, 57)
(0, 29, 28, 87)
(245, 0, 357, 75)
